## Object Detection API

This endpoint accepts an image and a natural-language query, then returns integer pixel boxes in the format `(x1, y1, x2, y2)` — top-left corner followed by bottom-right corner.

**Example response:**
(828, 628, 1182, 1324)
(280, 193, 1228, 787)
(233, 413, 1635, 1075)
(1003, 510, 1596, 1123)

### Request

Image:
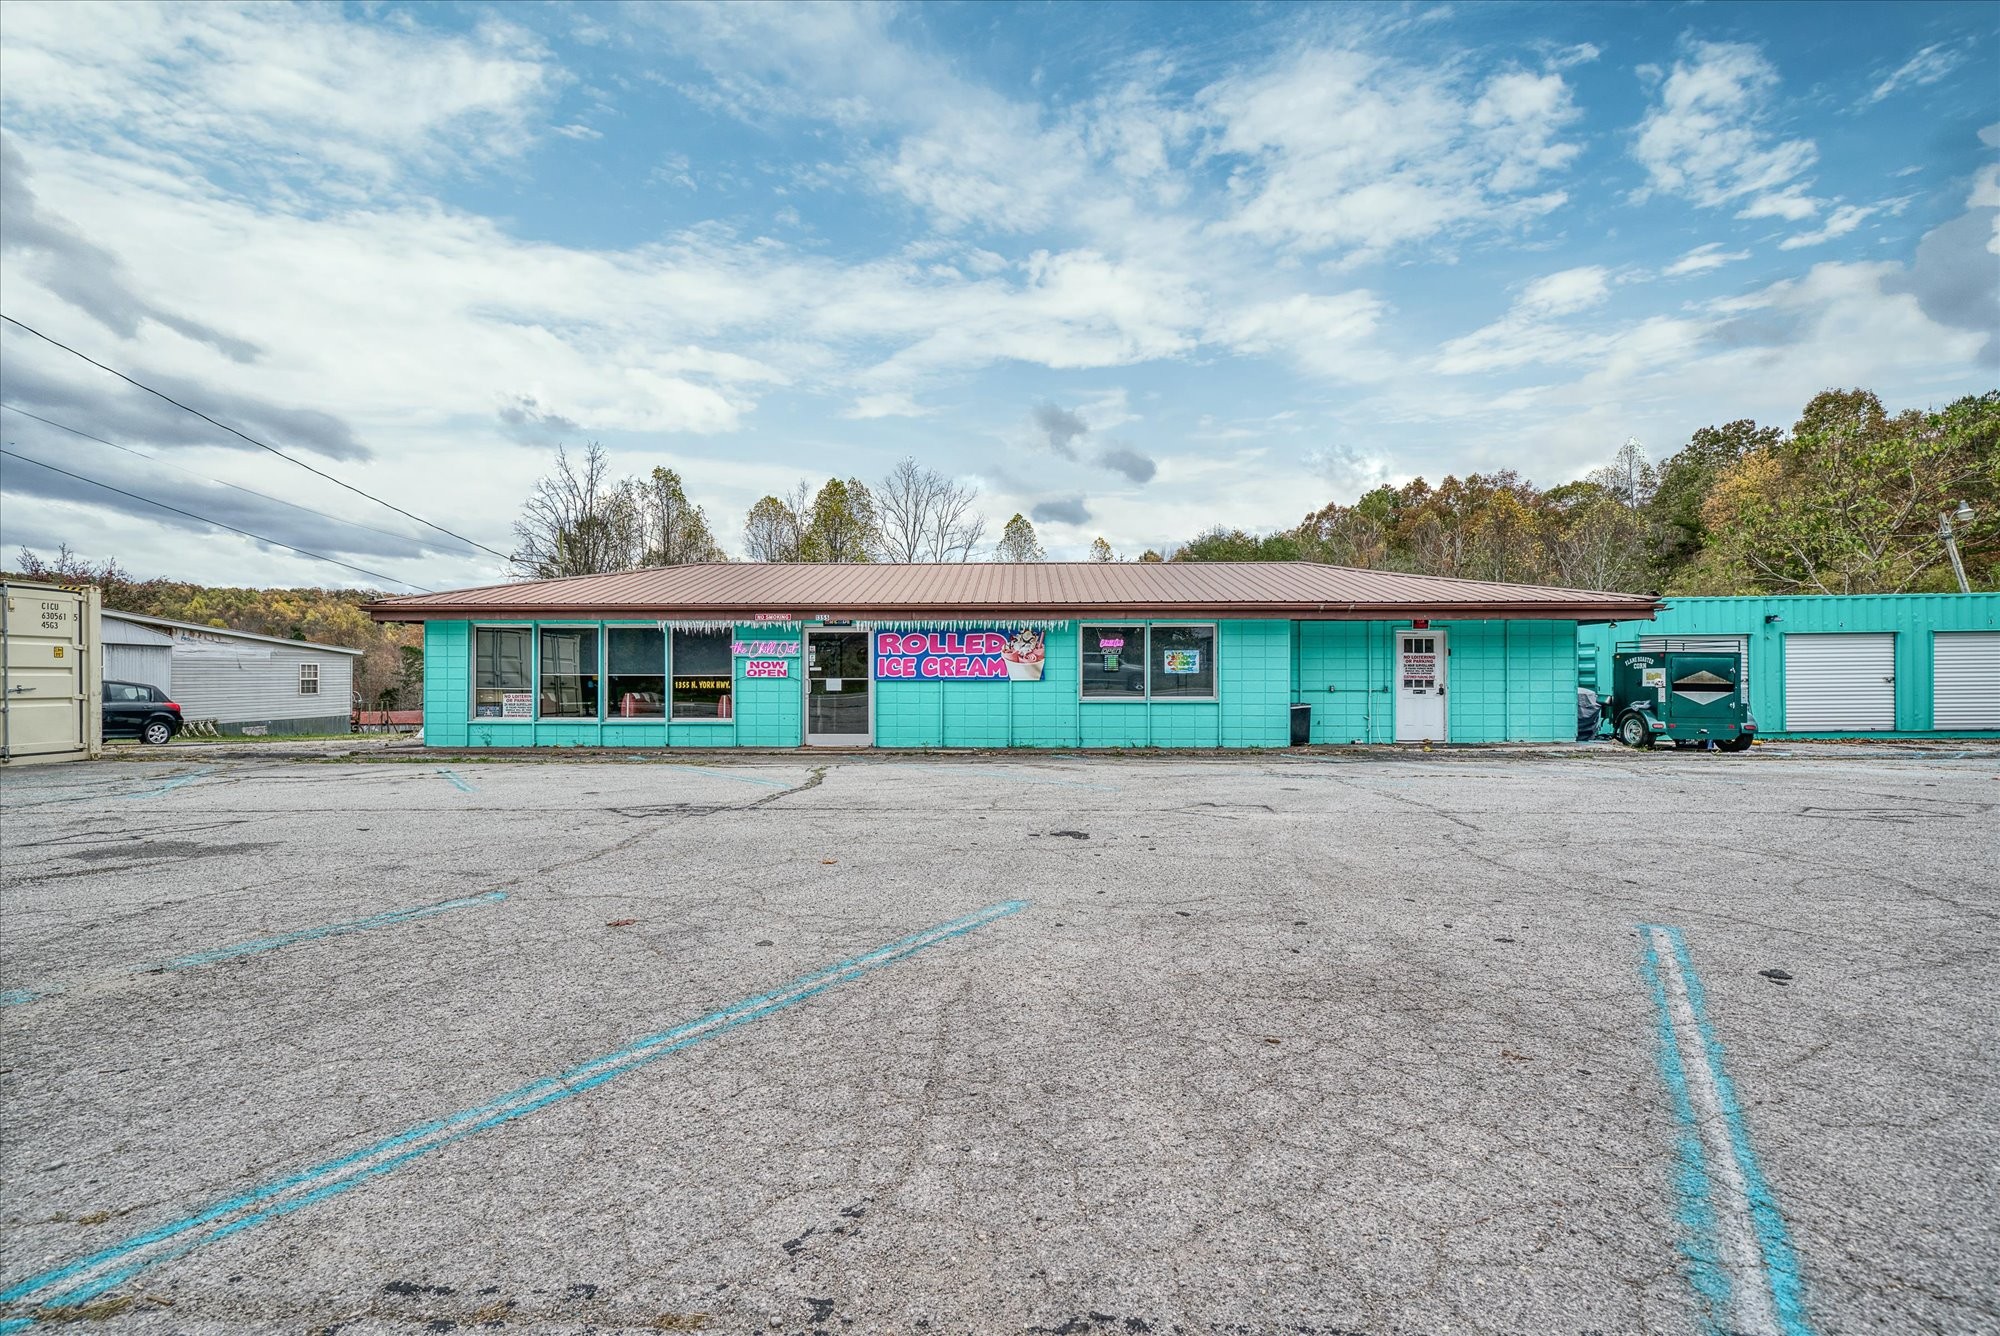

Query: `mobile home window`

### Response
(671, 629, 732, 720)
(1149, 624, 1216, 699)
(1081, 624, 1146, 698)
(298, 662, 320, 695)
(474, 627, 532, 718)
(538, 627, 600, 719)
(608, 627, 666, 718)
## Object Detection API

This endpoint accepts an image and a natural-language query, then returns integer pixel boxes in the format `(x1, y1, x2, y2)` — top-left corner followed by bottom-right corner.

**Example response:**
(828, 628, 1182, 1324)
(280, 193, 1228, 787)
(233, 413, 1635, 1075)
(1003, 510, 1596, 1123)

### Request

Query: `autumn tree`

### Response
(1088, 536, 1117, 563)
(511, 443, 640, 578)
(1647, 419, 1781, 586)
(1171, 526, 1299, 561)
(874, 458, 987, 562)
(627, 467, 725, 565)
(743, 482, 811, 562)
(800, 478, 880, 562)
(994, 513, 1045, 562)
(1694, 389, 1999, 594)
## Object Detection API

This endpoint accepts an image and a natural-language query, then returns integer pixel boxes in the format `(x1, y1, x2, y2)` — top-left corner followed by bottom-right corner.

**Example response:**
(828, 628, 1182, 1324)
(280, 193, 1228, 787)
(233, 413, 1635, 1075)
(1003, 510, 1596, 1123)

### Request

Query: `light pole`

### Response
(1939, 501, 1974, 594)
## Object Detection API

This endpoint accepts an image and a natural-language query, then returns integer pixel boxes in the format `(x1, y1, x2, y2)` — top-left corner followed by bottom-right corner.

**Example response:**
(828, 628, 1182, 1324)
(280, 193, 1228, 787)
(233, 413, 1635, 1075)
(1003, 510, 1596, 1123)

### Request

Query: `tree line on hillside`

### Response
(511, 387, 1993, 595)
(8, 547, 422, 710)
(1176, 388, 1998, 595)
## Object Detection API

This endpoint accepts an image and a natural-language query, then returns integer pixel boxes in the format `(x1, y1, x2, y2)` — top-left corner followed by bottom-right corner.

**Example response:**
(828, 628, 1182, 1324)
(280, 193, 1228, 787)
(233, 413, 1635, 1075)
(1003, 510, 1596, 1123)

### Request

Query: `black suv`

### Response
(103, 680, 183, 745)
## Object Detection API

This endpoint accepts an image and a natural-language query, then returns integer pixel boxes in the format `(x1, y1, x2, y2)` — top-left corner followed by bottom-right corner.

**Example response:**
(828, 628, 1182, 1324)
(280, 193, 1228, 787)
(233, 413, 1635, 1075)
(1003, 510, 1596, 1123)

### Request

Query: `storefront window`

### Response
(539, 627, 600, 718)
(1081, 624, 1146, 698)
(672, 629, 733, 720)
(607, 627, 666, 718)
(474, 627, 532, 718)
(1149, 624, 1216, 699)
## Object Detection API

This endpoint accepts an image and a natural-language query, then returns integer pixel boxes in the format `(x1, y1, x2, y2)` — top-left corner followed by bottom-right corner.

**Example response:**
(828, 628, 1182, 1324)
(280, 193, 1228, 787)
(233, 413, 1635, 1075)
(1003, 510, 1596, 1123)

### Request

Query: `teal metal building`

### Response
(1577, 594, 2000, 738)
(370, 563, 1656, 749)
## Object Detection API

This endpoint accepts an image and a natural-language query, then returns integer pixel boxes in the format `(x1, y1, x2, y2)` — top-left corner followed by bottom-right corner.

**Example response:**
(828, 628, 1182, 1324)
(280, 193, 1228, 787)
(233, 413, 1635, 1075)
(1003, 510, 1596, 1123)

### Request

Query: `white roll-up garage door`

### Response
(1933, 632, 1999, 729)
(1784, 633, 1896, 730)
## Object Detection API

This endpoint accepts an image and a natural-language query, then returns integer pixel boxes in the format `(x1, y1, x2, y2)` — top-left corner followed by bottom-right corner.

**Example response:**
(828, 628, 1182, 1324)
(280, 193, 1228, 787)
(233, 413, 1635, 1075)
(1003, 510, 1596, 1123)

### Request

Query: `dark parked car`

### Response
(103, 680, 183, 745)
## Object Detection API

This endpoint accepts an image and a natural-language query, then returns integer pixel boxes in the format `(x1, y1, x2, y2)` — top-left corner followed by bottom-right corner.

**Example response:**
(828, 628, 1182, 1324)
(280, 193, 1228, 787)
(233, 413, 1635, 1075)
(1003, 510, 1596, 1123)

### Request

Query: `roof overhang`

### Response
(371, 599, 1660, 623)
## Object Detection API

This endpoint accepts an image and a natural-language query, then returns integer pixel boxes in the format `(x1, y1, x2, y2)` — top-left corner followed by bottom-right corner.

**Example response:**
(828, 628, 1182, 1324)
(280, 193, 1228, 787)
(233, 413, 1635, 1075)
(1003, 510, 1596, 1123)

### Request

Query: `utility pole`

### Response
(1939, 502, 1974, 594)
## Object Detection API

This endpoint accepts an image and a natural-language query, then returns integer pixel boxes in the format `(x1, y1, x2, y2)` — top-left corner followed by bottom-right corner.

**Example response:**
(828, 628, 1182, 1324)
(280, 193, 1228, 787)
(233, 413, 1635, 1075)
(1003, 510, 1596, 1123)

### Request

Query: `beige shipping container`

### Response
(2, 579, 103, 765)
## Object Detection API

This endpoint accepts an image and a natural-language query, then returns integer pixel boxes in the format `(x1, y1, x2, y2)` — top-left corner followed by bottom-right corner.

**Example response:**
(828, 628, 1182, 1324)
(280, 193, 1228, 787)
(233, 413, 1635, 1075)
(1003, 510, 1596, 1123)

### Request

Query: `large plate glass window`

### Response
(608, 627, 666, 718)
(672, 629, 733, 720)
(539, 627, 600, 719)
(1081, 624, 1146, 698)
(1149, 624, 1216, 699)
(474, 627, 532, 718)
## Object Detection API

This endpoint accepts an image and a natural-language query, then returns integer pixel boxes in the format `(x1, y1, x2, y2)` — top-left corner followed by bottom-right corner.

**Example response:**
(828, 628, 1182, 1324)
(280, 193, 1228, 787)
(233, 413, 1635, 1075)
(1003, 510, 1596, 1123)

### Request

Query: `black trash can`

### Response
(1289, 702, 1312, 747)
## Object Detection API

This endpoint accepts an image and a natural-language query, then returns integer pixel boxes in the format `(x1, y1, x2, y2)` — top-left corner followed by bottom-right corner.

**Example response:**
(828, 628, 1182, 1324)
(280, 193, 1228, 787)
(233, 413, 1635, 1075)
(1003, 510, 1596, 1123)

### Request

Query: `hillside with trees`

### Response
(1174, 388, 1998, 595)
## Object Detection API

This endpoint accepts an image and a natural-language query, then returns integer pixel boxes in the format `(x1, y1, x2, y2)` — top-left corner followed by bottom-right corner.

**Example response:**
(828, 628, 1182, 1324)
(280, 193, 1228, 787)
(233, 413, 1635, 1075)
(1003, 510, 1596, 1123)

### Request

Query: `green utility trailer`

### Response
(1606, 644, 1758, 750)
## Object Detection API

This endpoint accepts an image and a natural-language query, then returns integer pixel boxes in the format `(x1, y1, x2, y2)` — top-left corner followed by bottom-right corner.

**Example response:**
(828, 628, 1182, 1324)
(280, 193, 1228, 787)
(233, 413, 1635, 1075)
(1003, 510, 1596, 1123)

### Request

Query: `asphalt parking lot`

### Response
(2, 748, 1996, 1336)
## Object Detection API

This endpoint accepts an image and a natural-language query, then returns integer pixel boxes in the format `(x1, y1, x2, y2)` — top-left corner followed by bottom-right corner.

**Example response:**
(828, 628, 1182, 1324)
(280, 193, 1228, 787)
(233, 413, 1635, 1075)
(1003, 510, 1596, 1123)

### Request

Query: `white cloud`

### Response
(1778, 203, 1874, 250)
(553, 124, 602, 141)
(1213, 291, 1388, 378)
(1631, 41, 1819, 216)
(0, 1, 558, 186)
(1663, 242, 1751, 277)
(1205, 49, 1580, 261)
(1547, 43, 1601, 71)
(1518, 265, 1611, 315)
(1432, 266, 1612, 374)
(1865, 43, 1967, 104)
(844, 392, 928, 419)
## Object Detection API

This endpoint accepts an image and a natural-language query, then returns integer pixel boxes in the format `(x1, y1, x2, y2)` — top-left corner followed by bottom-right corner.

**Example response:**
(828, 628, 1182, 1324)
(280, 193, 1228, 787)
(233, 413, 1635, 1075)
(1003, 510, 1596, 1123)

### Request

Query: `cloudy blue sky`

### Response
(1, 1, 1995, 589)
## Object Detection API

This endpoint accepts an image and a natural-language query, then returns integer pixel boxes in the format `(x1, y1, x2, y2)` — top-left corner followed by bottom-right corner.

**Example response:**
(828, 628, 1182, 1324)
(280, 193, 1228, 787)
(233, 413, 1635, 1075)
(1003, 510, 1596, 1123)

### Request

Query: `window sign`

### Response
(874, 629, 1046, 682)
(1148, 624, 1216, 699)
(744, 659, 791, 678)
(672, 629, 733, 719)
(732, 639, 801, 657)
(475, 627, 532, 718)
(1083, 625, 1146, 697)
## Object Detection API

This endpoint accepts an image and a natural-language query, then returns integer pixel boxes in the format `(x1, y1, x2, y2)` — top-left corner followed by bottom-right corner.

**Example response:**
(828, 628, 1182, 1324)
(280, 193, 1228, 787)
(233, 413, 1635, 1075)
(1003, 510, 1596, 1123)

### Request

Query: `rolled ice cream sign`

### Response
(874, 629, 1046, 682)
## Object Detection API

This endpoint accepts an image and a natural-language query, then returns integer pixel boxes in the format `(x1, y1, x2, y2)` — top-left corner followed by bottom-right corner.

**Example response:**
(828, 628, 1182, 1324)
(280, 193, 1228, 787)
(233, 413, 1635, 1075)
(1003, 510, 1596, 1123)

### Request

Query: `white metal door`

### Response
(1395, 631, 1446, 742)
(2, 582, 92, 761)
(1933, 632, 1999, 729)
(1784, 633, 1895, 731)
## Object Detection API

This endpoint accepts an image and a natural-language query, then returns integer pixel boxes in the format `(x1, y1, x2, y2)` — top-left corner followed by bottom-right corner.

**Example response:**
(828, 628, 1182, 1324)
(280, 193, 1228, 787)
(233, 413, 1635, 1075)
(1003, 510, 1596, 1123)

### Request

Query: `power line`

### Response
(0, 447, 431, 591)
(0, 403, 455, 555)
(0, 312, 513, 562)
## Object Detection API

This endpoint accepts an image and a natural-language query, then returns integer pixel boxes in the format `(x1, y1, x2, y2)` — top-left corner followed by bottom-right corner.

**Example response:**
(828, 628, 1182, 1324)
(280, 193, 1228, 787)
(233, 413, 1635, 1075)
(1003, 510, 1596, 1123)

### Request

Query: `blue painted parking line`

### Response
(0, 899, 1027, 1324)
(1640, 924, 1814, 1336)
(125, 768, 213, 800)
(666, 765, 789, 789)
(146, 891, 507, 973)
(436, 769, 476, 793)
(0, 895, 506, 1013)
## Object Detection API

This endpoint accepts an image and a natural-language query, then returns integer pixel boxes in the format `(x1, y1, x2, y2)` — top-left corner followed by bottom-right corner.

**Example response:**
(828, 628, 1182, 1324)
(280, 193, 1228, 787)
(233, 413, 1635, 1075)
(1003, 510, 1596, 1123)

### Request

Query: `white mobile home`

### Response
(101, 612, 361, 735)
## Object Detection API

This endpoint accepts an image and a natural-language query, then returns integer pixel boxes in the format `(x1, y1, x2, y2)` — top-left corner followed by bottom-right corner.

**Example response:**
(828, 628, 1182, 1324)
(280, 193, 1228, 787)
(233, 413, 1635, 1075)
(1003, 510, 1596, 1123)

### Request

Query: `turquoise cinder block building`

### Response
(1576, 593, 2000, 738)
(369, 563, 1657, 749)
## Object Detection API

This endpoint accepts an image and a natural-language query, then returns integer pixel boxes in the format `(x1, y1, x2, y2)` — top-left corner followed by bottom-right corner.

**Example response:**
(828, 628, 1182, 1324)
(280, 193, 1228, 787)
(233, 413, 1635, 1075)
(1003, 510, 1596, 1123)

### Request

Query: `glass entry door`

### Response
(805, 630, 871, 745)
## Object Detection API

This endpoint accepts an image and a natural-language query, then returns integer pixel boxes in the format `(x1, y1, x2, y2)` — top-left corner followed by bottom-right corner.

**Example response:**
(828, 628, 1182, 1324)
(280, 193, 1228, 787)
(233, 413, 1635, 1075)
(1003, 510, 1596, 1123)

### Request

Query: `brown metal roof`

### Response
(370, 563, 1657, 622)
